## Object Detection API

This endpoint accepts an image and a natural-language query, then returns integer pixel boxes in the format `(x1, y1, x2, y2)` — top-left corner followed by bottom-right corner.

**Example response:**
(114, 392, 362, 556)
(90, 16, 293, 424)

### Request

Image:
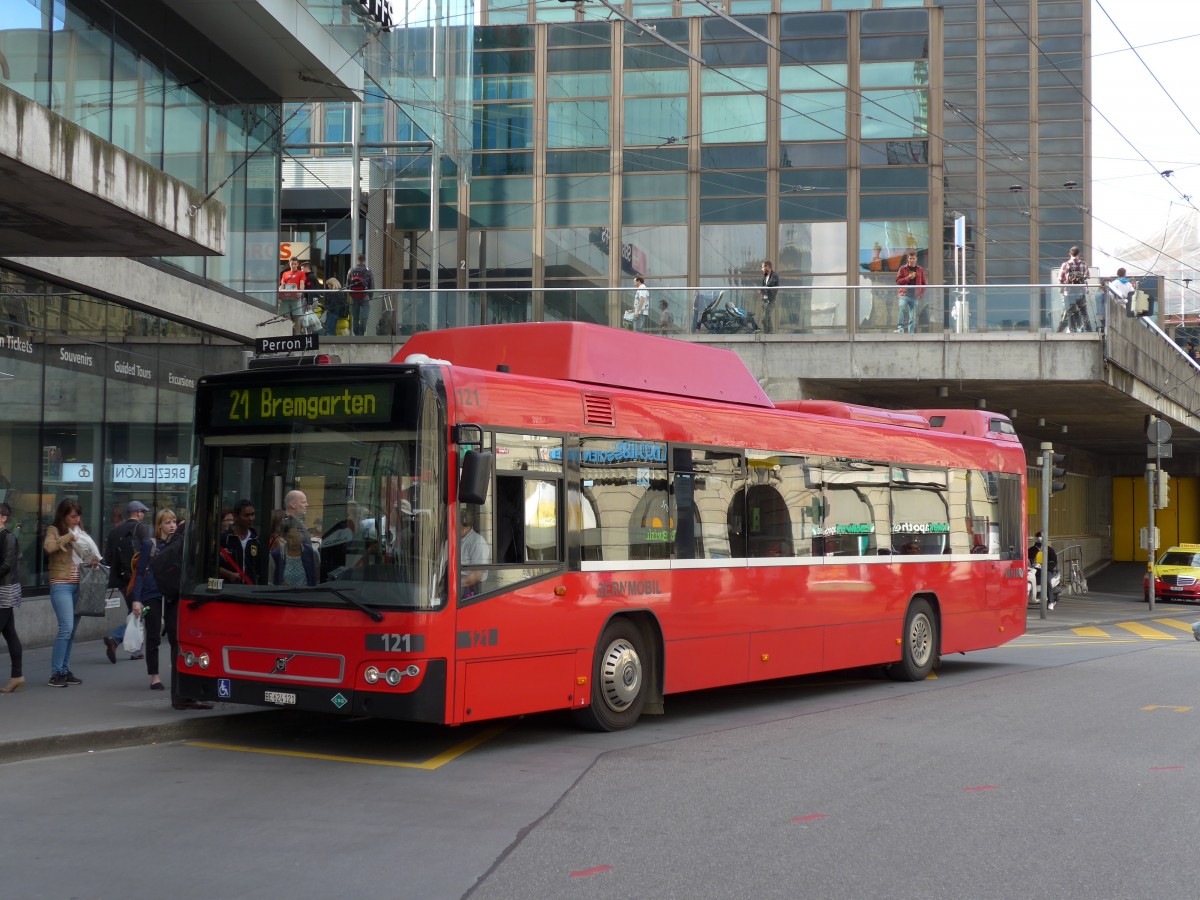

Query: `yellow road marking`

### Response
(1155, 618, 1198, 634)
(1072, 626, 1108, 637)
(1117, 622, 1176, 640)
(185, 725, 506, 770)
(1142, 705, 1193, 713)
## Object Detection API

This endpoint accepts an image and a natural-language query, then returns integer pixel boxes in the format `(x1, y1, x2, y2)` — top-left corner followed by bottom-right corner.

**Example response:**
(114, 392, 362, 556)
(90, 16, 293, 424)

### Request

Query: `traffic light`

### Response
(1158, 470, 1171, 508)
(1050, 452, 1067, 494)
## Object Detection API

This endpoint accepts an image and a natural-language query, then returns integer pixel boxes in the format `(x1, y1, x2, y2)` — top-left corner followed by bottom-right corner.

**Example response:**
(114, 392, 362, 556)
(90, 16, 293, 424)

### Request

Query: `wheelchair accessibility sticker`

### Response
(217, 678, 232, 699)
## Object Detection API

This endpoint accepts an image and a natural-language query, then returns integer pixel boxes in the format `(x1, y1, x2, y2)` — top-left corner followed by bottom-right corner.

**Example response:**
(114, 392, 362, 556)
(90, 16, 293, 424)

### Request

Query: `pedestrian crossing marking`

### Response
(1154, 618, 1197, 634)
(1072, 626, 1107, 637)
(1117, 622, 1177, 640)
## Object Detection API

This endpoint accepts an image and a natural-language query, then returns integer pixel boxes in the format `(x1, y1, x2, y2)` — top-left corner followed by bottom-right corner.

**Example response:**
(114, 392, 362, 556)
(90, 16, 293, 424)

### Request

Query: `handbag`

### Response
(123, 611, 145, 654)
(622, 310, 635, 323)
(0, 582, 20, 609)
(76, 563, 110, 617)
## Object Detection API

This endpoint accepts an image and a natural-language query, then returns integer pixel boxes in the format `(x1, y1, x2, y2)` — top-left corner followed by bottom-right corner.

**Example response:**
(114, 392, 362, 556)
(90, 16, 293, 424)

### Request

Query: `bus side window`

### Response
(494, 476, 525, 564)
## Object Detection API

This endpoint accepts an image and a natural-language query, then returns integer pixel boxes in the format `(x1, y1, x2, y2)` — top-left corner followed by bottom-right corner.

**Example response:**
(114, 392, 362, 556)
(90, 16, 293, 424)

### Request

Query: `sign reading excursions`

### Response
(208, 384, 395, 428)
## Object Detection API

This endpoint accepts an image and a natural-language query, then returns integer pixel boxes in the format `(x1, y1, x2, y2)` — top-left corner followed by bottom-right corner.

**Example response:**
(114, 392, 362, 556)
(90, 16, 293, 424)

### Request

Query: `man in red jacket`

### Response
(895, 251, 926, 333)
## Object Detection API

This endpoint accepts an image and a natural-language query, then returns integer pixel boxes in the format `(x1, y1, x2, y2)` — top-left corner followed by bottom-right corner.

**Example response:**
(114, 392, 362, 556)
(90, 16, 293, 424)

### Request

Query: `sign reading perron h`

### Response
(255, 334, 319, 354)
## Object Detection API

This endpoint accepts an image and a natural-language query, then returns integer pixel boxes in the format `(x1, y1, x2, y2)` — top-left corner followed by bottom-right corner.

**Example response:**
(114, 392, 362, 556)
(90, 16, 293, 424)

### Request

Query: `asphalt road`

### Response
(7, 625, 1200, 900)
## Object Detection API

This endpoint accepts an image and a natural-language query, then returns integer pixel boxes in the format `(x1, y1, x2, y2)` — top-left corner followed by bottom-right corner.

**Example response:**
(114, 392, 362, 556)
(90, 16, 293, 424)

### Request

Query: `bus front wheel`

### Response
(886, 599, 938, 682)
(575, 619, 647, 732)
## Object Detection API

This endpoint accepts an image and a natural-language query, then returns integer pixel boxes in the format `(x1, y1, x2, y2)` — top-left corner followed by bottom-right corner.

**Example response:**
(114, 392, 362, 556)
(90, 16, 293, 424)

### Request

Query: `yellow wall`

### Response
(1112, 476, 1200, 561)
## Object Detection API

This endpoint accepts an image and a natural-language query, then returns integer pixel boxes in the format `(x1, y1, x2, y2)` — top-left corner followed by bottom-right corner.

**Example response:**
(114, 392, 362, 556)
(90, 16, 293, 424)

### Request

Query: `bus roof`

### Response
(775, 401, 931, 429)
(396, 323, 775, 408)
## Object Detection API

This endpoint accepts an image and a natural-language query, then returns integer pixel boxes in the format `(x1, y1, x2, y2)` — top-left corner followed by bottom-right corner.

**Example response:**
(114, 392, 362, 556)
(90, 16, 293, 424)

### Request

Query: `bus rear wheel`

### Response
(574, 619, 647, 732)
(886, 599, 937, 682)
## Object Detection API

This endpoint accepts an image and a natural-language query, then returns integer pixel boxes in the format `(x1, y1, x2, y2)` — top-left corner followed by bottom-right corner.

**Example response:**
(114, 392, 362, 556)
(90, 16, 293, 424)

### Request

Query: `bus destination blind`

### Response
(209, 384, 394, 427)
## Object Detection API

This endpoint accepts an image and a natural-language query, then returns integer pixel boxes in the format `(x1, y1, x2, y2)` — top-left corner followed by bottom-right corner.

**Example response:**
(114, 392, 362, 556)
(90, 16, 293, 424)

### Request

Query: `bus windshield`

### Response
(189, 371, 447, 611)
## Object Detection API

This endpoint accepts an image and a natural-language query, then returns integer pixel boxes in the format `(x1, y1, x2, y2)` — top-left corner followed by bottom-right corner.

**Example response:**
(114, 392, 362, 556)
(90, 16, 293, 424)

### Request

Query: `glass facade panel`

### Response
(621, 225, 688, 278)
(779, 222, 848, 273)
(781, 92, 848, 142)
(625, 97, 689, 146)
(861, 90, 929, 140)
(547, 101, 611, 148)
(701, 95, 767, 143)
(699, 224, 767, 277)
(547, 73, 610, 98)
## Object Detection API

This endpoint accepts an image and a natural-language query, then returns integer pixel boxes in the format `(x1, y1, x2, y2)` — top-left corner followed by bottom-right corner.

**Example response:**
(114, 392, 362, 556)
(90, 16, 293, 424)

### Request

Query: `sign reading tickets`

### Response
(209, 384, 394, 428)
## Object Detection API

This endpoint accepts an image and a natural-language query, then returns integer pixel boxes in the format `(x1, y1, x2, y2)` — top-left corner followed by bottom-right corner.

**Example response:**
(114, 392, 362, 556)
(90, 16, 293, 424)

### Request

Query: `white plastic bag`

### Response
(123, 611, 145, 654)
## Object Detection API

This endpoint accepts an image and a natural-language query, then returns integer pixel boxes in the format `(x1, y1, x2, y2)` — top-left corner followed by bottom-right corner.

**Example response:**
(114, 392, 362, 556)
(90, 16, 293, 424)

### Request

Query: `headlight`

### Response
(183, 651, 196, 668)
(198, 653, 210, 670)
(364, 665, 380, 684)
(385, 667, 402, 686)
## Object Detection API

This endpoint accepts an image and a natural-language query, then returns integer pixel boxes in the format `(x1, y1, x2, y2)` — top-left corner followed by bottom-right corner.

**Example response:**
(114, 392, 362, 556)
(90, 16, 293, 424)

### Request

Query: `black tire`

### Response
(886, 599, 938, 682)
(574, 619, 647, 732)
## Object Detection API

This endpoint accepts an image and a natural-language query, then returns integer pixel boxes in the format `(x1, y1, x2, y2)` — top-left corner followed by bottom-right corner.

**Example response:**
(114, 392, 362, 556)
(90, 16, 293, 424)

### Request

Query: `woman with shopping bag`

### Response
(43, 498, 102, 688)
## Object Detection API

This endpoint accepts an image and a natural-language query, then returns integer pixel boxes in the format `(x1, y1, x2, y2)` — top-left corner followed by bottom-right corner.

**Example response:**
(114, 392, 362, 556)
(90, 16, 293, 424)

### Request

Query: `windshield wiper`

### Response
(291, 585, 385, 622)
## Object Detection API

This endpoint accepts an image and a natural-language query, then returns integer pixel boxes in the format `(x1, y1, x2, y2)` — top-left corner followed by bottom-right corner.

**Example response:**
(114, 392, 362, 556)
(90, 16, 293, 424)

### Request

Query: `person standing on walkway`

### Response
(103, 500, 151, 664)
(760, 260, 779, 334)
(132, 509, 177, 692)
(1057, 246, 1091, 332)
(278, 258, 307, 335)
(895, 251, 926, 333)
(0, 503, 24, 693)
(322, 276, 346, 336)
(632, 276, 650, 333)
(44, 498, 102, 688)
(347, 254, 374, 337)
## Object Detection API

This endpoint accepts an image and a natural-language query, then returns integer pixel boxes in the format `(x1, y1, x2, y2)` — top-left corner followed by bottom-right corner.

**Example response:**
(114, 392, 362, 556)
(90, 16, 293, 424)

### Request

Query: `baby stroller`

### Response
(695, 290, 759, 334)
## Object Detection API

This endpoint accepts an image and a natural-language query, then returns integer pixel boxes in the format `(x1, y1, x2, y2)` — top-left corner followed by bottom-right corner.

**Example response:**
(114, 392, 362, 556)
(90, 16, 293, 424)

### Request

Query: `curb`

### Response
(0, 709, 296, 766)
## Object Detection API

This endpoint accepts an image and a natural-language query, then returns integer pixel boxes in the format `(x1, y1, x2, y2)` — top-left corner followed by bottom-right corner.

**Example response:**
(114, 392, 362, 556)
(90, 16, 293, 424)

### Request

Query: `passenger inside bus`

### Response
(459, 506, 490, 598)
(271, 516, 319, 586)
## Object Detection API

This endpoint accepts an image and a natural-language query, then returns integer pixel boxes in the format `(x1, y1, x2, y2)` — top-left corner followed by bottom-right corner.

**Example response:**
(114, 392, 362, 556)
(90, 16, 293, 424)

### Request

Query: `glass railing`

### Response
(249, 283, 1119, 341)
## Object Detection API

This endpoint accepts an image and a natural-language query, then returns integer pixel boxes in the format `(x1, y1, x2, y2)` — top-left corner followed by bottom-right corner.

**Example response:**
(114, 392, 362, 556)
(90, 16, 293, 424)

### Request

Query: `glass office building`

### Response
(0, 0, 283, 294)
(0, 263, 246, 590)
(285, 0, 1089, 315)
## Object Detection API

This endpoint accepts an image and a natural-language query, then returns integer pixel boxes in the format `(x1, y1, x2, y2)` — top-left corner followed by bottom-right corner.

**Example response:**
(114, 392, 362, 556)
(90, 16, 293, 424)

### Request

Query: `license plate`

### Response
(1171, 586, 1186, 592)
(264, 690, 297, 705)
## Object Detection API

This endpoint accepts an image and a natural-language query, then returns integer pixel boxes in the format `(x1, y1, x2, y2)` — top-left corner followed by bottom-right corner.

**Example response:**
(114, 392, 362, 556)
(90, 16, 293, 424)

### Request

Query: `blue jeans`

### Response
(50, 582, 80, 674)
(351, 300, 369, 336)
(898, 295, 918, 333)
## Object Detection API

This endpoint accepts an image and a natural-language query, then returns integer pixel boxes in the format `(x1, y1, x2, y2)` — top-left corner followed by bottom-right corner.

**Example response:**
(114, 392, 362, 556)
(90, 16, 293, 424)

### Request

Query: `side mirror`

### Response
(458, 450, 493, 505)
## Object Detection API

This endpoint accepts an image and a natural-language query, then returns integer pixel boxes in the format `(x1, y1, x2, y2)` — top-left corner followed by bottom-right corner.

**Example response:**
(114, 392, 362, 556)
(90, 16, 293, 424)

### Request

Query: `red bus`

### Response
(176, 323, 1027, 730)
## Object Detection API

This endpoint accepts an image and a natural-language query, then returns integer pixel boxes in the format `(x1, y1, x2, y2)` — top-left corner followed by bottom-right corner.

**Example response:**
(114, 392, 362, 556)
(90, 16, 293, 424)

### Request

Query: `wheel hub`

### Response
(600, 639, 642, 711)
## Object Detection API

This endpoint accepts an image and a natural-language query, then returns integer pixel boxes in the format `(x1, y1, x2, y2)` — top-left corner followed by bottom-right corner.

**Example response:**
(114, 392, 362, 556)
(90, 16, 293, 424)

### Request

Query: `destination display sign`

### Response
(207, 383, 395, 428)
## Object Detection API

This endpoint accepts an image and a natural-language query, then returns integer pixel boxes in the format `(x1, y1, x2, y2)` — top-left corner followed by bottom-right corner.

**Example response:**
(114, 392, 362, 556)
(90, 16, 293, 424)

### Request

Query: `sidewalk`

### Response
(0, 637, 281, 764)
(0, 562, 1187, 764)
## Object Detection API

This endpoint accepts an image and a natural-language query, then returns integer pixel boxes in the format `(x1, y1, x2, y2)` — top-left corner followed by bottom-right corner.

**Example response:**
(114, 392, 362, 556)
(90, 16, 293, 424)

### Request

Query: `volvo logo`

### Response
(273, 653, 297, 674)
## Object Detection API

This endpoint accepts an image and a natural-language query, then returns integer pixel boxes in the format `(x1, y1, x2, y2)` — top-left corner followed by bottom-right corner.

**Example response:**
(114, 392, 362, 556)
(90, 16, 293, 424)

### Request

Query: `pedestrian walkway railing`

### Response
(248, 283, 1127, 341)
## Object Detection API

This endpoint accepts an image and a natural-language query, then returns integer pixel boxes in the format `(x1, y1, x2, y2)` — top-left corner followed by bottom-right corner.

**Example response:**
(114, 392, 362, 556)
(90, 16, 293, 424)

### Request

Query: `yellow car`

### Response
(1145, 543, 1200, 602)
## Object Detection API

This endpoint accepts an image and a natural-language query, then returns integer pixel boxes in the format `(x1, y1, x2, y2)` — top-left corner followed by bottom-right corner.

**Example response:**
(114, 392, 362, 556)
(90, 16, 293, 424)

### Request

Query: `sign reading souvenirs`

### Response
(255, 334, 319, 354)
(207, 383, 395, 428)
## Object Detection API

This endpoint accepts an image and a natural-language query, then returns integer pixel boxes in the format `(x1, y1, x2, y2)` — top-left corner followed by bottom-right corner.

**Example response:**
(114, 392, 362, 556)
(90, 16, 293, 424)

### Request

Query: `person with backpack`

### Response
(102, 500, 151, 664)
(346, 254, 374, 336)
(131, 509, 176, 692)
(1057, 245, 1092, 332)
